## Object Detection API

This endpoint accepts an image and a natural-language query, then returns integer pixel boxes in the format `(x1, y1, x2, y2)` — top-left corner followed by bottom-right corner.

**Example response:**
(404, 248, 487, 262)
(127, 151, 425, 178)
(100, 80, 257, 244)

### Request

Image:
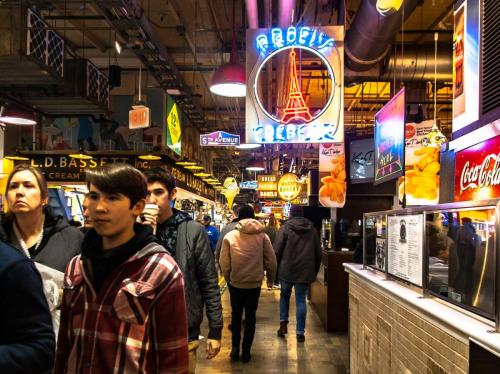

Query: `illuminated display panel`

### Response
(246, 26, 344, 144)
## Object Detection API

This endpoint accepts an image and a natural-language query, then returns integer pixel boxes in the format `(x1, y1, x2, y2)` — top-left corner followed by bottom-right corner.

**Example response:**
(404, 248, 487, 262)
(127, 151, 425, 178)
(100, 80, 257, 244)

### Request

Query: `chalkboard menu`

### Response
(387, 214, 424, 286)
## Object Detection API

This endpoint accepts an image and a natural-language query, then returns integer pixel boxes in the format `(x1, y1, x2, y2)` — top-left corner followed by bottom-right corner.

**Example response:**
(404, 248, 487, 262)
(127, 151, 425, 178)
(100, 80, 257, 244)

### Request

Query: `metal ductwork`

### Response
(346, 43, 453, 82)
(345, 0, 420, 72)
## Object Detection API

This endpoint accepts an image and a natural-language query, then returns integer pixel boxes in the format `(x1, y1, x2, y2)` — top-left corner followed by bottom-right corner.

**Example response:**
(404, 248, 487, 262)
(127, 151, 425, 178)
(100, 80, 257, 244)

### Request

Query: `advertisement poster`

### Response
(246, 26, 344, 144)
(350, 138, 374, 183)
(166, 96, 182, 155)
(387, 214, 424, 286)
(453, 4, 465, 107)
(375, 238, 386, 271)
(455, 135, 500, 202)
(319, 143, 346, 208)
(374, 88, 405, 185)
(398, 120, 440, 205)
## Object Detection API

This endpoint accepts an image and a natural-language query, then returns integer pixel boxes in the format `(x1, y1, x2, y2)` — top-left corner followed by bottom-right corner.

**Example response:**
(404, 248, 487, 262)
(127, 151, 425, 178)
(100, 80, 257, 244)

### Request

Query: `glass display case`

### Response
(363, 199, 499, 324)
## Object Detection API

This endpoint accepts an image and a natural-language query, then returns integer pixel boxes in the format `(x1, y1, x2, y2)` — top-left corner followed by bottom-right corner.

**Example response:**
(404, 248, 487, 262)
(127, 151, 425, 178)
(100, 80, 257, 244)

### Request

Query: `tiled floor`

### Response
(195, 283, 349, 373)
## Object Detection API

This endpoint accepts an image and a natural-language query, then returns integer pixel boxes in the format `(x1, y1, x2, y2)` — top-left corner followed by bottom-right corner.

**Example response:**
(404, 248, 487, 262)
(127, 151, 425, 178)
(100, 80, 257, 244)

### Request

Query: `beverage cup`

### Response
(141, 203, 159, 234)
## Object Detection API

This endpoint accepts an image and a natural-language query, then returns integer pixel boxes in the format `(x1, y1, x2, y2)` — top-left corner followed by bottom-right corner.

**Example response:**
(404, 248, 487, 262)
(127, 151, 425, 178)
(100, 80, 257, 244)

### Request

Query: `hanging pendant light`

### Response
(246, 158, 265, 172)
(209, 0, 246, 97)
(138, 153, 162, 160)
(422, 32, 447, 147)
(69, 148, 93, 160)
(4, 150, 30, 161)
(0, 105, 37, 126)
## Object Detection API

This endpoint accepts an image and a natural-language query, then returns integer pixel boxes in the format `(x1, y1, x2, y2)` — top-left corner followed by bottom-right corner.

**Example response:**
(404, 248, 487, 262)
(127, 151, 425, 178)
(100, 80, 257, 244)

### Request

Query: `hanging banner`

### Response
(398, 120, 440, 205)
(166, 96, 182, 155)
(455, 135, 500, 202)
(246, 26, 344, 144)
(374, 87, 405, 185)
(277, 173, 302, 201)
(200, 131, 240, 146)
(319, 143, 346, 208)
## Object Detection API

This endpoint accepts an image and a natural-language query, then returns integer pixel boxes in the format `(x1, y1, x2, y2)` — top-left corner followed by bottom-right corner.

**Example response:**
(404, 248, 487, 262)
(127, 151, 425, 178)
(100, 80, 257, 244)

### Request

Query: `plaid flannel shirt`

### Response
(54, 243, 188, 374)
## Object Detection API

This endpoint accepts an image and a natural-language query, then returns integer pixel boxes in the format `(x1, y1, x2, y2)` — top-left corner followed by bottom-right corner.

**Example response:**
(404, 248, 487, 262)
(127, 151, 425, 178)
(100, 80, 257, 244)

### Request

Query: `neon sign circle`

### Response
(253, 45, 336, 125)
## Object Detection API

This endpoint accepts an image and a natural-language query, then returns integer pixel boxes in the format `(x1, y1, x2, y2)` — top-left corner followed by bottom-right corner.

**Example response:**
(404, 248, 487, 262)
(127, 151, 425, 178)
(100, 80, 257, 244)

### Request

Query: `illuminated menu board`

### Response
(258, 174, 278, 199)
(387, 214, 423, 286)
(374, 88, 405, 185)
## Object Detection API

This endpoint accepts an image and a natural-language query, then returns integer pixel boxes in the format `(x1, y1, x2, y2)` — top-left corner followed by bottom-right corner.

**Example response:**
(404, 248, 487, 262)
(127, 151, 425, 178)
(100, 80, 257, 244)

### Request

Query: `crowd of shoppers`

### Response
(0, 162, 322, 373)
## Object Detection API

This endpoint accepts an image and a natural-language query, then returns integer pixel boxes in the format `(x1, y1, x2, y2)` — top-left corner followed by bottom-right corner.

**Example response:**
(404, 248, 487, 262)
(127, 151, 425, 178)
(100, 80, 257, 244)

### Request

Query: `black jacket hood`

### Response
(285, 216, 314, 233)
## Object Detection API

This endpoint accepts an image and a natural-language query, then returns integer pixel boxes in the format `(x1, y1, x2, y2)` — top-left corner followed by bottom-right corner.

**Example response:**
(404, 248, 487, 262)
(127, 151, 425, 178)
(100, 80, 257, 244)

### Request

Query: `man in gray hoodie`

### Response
(273, 204, 322, 342)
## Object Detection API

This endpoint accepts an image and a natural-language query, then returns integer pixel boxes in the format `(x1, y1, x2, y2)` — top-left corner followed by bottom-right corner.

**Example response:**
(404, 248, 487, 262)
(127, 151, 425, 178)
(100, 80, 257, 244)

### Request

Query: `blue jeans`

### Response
(279, 281, 308, 335)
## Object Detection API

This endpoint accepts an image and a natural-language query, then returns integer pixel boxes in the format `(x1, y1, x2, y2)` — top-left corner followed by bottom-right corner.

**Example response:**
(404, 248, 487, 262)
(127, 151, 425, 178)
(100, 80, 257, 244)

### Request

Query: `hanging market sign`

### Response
(319, 143, 346, 208)
(257, 174, 278, 199)
(277, 173, 302, 201)
(246, 26, 344, 144)
(129, 105, 151, 129)
(374, 87, 405, 185)
(166, 96, 182, 155)
(455, 135, 500, 202)
(239, 180, 258, 189)
(200, 131, 240, 146)
(22, 154, 215, 200)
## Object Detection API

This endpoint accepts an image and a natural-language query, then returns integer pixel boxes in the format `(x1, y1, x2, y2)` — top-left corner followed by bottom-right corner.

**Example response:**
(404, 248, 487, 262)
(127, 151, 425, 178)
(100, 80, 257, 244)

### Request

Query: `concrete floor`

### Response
(195, 283, 349, 373)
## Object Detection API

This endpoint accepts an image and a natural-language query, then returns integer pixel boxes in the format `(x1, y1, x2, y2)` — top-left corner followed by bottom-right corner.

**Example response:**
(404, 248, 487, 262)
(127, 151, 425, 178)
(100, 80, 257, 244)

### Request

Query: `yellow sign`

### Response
(167, 102, 181, 145)
(277, 173, 302, 201)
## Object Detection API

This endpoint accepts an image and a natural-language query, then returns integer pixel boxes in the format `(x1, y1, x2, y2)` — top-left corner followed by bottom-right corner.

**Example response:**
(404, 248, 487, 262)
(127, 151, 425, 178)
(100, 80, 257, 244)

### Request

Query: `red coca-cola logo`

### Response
(455, 135, 500, 201)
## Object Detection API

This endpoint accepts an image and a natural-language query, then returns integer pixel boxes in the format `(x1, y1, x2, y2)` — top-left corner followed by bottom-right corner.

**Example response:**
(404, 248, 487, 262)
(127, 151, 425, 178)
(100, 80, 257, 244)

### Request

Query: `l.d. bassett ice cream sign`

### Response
(455, 135, 500, 201)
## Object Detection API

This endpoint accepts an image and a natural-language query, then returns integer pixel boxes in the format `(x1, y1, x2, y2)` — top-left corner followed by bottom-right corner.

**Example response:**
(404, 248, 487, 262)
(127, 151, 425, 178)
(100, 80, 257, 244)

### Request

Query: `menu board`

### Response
(387, 214, 423, 286)
(374, 88, 405, 185)
(350, 138, 374, 183)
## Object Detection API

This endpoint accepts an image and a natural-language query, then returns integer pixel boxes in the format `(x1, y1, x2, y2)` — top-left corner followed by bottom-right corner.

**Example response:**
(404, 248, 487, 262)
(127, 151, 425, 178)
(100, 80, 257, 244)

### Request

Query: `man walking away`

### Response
(143, 168, 222, 374)
(274, 204, 322, 343)
(215, 205, 242, 262)
(54, 164, 188, 373)
(219, 205, 277, 363)
(202, 215, 219, 253)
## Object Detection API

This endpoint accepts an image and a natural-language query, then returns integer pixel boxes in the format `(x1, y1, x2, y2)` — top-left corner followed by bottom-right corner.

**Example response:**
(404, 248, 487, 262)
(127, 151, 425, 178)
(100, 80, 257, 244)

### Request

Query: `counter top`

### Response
(344, 263, 500, 356)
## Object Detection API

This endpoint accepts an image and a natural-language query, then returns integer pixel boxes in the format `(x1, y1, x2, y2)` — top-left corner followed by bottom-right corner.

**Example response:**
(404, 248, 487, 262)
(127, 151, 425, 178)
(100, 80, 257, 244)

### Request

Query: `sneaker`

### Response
(277, 321, 288, 337)
(296, 334, 305, 343)
(241, 352, 251, 363)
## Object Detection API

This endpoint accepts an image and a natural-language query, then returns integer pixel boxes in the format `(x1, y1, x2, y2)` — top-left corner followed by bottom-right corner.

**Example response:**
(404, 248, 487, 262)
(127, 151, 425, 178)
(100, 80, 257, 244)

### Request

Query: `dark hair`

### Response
(289, 204, 304, 217)
(203, 215, 211, 222)
(5, 164, 48, 201)
(238, 205, 255, 220)
(143, 167, 176, 194)
(86, 164, 147, 207)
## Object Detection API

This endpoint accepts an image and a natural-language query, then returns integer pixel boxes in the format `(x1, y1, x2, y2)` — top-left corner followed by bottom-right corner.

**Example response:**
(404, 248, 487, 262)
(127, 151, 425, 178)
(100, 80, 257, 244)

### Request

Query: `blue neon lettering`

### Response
(256, 27, 334, 54)
(256, 34, 268, 54)
(299, 27, 311, 45)
(271, 29, 284, 48)
(286, 26, 297, 44)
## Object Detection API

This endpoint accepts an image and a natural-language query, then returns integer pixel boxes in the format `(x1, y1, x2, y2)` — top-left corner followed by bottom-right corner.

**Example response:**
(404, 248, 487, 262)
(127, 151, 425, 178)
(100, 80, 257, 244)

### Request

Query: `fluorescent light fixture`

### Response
(235, 143, 261, 149)
(176, 160, 197, 166)
(138, 153, 162, 160)
(184, 165, 204, 170)
(115, 40, 122, 54)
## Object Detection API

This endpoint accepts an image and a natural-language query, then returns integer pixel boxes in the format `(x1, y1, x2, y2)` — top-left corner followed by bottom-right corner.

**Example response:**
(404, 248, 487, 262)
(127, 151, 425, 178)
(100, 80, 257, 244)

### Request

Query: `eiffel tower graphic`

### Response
(280, 48, 313, 124)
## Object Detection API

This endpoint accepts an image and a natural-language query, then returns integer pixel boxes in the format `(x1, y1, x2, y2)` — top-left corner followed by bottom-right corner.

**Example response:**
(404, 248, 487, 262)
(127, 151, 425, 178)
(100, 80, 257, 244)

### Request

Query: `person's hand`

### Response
(206, 339, 221, 359)
(267, 280, 274, 289)
(137, 212, 158, 233)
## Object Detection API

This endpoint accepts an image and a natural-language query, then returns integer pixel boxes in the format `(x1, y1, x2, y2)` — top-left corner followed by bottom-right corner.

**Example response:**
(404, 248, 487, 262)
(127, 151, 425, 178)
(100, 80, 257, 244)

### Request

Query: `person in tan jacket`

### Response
(219, 205, 277, 363)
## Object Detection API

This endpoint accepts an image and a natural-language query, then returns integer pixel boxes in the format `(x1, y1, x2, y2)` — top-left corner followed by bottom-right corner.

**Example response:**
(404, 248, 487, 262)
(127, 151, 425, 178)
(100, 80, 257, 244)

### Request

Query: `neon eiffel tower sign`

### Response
(280, 48, 313, 124)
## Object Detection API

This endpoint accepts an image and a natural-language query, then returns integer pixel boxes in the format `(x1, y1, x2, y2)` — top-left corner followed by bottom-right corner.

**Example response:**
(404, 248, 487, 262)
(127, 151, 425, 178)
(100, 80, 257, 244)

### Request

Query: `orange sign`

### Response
(129, 105, 151, 129)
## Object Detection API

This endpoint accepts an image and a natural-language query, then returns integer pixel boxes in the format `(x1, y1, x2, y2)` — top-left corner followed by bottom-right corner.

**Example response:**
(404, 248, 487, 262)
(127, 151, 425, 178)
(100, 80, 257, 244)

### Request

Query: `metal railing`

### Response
(86, 61, 109, 107)
(26, 9, 64, 77)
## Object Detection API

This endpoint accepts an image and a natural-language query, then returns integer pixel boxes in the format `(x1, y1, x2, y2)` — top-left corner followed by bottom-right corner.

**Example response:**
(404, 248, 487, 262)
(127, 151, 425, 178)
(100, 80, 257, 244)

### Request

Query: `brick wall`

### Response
(349, 273, 469, 374)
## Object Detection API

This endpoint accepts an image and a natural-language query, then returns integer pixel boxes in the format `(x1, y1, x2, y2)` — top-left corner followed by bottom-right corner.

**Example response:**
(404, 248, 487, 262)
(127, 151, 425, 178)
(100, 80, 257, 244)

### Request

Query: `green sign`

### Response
(166, 96, 182, 155)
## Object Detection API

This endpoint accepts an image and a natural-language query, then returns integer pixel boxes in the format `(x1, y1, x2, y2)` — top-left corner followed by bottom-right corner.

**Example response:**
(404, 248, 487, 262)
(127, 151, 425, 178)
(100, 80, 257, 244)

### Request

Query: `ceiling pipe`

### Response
(345, 0, 420, 72)
(278, 0, 296, 27)
(346, 43, 452, 82)
(246, 0, 258, 29)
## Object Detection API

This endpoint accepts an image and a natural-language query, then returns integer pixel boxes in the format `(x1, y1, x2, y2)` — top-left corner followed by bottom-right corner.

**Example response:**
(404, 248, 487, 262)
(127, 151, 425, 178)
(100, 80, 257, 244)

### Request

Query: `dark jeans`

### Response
(228, 284, 261, 353)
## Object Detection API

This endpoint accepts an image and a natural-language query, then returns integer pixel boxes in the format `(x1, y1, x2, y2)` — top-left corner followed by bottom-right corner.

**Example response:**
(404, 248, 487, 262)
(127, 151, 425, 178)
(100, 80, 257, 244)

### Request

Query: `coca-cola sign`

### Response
(455, 135, 500, 201)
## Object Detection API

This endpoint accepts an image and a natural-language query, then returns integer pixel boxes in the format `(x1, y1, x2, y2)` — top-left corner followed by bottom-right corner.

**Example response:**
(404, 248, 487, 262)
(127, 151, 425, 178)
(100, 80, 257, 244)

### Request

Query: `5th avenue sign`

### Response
(23, 154, 216, 201)
(200, 131, 240, 146)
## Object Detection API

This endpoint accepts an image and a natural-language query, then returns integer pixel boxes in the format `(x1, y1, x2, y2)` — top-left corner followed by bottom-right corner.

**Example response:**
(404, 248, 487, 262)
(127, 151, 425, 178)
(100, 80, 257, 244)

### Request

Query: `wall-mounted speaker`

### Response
(109, 65, 121, 88)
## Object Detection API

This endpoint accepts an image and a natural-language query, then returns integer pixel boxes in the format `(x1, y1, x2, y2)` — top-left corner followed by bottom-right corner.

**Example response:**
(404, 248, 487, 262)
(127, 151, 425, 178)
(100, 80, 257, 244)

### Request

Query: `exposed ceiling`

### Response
(0, 0, 455, 181)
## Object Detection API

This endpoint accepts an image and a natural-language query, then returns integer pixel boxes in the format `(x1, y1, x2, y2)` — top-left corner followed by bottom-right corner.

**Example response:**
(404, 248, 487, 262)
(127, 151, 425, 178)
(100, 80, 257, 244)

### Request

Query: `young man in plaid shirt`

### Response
(54, 164, 188, 373)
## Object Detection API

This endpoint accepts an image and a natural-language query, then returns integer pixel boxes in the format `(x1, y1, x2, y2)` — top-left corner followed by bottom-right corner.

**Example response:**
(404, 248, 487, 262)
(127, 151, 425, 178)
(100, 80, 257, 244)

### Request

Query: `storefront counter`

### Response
(310, 249, 353, 332)
(345, 263, 500, 373)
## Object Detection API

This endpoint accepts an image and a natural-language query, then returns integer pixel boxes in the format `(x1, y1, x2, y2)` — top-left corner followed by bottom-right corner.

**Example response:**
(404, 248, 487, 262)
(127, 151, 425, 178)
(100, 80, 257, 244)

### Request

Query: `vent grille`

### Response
(482, 0, 500, 114)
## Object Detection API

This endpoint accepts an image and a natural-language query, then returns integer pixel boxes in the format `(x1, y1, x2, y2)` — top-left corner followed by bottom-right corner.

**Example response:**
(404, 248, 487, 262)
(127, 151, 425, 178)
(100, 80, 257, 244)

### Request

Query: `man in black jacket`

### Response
(143, 168, 223, 374)
(0, 241, 55, 373)
(273, 204, 322, 343)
